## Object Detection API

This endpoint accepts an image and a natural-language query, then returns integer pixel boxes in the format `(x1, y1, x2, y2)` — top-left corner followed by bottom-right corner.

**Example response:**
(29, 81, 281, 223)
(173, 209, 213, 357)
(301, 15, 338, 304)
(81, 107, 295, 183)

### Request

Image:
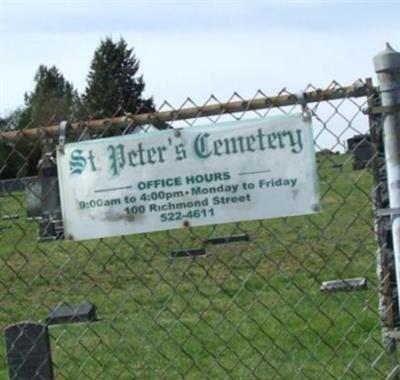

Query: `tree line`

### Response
(0, 37, 155, 179)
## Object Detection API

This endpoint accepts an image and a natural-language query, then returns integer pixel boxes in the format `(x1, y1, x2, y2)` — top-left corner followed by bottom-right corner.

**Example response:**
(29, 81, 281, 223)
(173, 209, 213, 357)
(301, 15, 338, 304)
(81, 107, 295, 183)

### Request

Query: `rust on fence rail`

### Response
(0, 81, 373, 142)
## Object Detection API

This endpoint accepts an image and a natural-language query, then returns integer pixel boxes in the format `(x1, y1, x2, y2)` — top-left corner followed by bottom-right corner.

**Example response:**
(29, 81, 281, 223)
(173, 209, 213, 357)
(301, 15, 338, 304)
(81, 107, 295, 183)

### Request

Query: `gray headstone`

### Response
(40, 177, 61, 217)
(4, 321, 54, 380)
(25, 178, 42, 218)
(320, 277, 367, 293)
(47, 302, 97, 325)
(347, 134, 373, 170)
(26, 177, 60, 219)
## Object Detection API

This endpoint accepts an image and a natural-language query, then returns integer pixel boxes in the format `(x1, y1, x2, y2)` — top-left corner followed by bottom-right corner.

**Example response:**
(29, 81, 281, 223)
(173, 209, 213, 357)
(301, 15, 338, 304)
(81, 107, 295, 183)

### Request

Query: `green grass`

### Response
(0, 153, 393, 379)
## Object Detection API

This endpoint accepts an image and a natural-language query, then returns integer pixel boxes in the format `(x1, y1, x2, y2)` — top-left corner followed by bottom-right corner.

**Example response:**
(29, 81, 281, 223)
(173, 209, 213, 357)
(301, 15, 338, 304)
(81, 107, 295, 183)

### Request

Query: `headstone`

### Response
(320, 277, 367, 293)
(4, 321, 54, 380)
(204, 234, 250, 245)
(171, 248, 207, 258)
(25, 178, 43, 219)
(46, 302, 97, 325)
(347, 134, 373, 170)
(26, 177, 60, 219)
(331, 163, 343, 171)
(25, 177, 64, 241)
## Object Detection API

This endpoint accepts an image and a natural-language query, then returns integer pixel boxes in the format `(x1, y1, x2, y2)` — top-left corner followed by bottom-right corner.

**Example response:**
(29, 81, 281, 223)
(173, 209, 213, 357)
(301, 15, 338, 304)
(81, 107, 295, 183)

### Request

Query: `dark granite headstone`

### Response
(347, 134, 373, 170)
(47, 302, 97, 325)
(4, 321, 54, 380)
(171, 248, 207, 258)
(204, 234, 250, 245)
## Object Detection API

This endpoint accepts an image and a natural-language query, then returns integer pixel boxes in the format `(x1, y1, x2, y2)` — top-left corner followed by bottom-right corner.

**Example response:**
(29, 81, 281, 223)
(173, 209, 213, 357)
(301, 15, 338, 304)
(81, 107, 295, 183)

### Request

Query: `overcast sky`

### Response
(1, 0, 400, 118)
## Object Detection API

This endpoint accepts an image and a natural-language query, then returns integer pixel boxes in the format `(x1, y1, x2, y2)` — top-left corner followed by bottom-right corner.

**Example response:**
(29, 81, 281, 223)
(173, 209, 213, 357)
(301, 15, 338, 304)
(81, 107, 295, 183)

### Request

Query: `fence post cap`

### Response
(374, 43, 400, 73)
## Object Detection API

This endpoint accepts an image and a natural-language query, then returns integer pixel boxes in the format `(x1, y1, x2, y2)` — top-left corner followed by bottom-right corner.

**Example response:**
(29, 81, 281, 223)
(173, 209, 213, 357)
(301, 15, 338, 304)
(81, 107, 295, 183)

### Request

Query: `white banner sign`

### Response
(57, 115, 319, 241)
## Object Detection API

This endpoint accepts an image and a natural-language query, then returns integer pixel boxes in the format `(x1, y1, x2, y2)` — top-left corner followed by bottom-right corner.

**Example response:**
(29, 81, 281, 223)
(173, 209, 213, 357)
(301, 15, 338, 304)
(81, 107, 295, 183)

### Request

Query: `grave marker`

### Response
(4, 321, 54, 380)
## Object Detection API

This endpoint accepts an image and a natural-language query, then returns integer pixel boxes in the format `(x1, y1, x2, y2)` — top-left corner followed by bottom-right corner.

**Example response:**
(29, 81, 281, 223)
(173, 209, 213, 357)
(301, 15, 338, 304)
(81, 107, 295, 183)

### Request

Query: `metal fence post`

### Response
(374, 45, 400, 322)
(369, 75, 400, 378)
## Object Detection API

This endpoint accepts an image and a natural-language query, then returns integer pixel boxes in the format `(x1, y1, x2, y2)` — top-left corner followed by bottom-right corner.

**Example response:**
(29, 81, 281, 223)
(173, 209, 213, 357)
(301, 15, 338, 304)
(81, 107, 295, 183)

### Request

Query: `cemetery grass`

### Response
(0, 153, 390, 379)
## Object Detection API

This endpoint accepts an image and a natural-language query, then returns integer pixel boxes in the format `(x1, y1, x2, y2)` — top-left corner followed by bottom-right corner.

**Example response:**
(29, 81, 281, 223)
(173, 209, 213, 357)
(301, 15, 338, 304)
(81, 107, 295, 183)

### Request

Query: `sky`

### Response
(1, 0, 400, 118)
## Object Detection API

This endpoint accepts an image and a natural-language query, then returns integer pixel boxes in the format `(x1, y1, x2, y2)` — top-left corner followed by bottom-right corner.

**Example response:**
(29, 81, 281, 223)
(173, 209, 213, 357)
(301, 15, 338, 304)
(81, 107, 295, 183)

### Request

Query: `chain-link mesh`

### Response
(0, 79, 396, 379)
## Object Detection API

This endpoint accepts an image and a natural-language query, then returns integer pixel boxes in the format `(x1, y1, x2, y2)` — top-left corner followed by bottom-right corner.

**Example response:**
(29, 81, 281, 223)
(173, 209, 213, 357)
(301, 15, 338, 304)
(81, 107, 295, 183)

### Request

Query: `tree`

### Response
(0, 117, 7, 132)
(83, 37, 154, 118)
(24, 65, 79, 127)
(0, 108, 25, 132)
(0, 66, 78, 178)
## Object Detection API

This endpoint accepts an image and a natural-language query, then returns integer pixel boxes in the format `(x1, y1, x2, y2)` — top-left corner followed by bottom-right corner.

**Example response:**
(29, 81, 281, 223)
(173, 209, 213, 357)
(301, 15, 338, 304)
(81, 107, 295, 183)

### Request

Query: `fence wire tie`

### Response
(375, 207, 400, 217)
(58, 121, 69, 154)
(296, 91, 312, 122)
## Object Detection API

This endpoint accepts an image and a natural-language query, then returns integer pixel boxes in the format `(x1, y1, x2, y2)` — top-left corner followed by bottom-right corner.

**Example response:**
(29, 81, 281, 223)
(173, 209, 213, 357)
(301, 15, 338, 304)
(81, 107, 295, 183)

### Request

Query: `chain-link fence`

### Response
(0, 78, 398, 379)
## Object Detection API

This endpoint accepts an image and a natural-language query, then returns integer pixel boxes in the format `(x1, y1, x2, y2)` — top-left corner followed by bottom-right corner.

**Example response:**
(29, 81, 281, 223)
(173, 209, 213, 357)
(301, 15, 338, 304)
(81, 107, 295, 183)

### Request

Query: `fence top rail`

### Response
(0, 79, 374, 142)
